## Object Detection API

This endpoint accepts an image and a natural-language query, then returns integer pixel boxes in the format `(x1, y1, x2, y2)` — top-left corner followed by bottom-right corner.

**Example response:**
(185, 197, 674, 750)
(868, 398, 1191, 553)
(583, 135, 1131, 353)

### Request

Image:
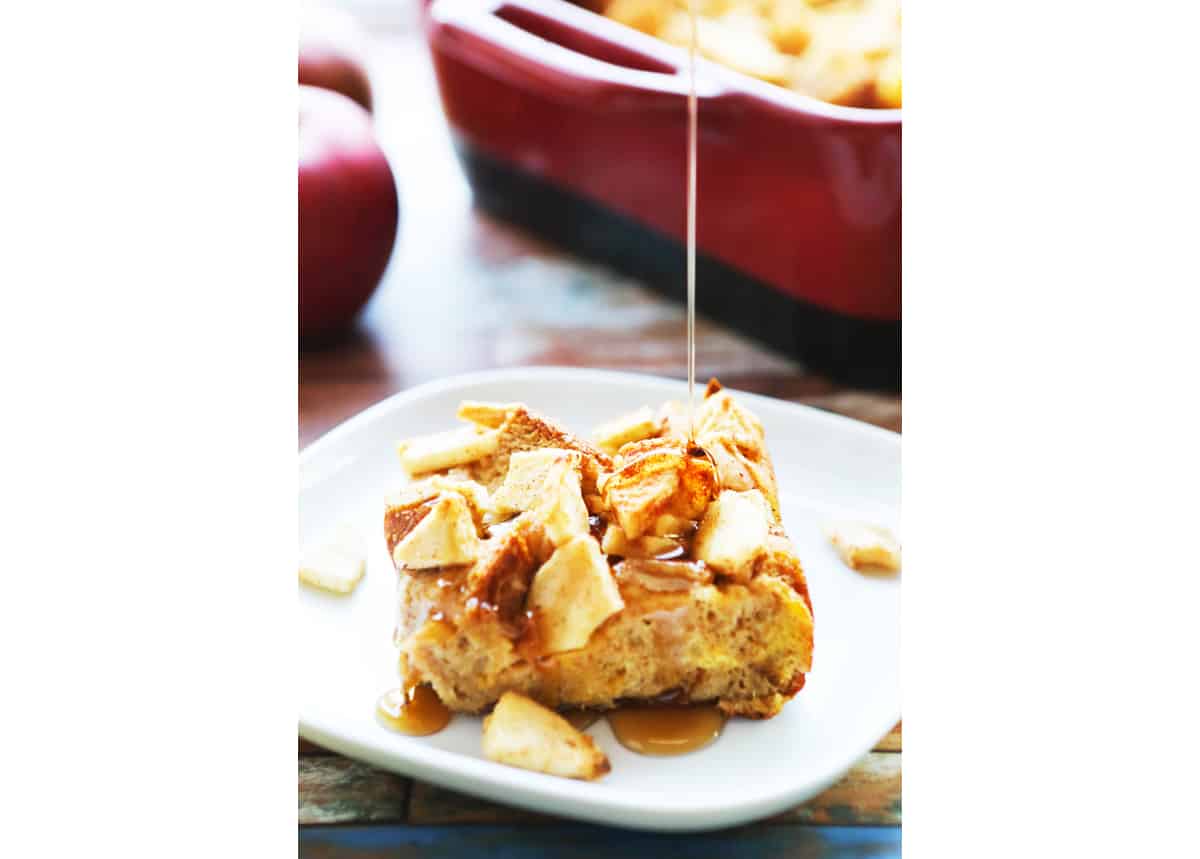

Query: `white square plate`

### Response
(299, 367, 899, 832)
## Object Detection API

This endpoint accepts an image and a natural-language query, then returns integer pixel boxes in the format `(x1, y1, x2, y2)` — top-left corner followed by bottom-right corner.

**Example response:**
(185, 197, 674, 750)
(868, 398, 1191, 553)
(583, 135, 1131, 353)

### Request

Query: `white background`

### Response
(1, 0, 1198, 856)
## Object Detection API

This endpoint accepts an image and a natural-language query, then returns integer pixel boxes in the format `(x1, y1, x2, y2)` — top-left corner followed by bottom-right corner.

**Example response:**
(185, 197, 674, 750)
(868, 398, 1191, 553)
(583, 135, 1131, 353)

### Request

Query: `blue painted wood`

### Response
(299, 823, 901, 858)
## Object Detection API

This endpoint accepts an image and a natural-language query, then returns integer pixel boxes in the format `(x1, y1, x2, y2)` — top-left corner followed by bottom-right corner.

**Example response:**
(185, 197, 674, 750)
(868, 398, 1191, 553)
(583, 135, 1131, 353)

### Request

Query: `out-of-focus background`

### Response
(299, 0, 901, 447)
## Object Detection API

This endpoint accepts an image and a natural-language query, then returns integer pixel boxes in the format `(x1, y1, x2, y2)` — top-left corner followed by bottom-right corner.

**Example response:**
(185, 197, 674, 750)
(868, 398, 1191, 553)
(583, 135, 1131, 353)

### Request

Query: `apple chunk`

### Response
(490, 448, 582, 517)
(601, 439, 716, 540)
(391, 493, 480, 569)
(533, 459, 590, 547)
(482, 692, 610, 780)
(456, 400, 518, 429)
(394, 426, 500, 476)
(300, 524, 365, 594)
(693, 489, 770, 580)
(528, 536, 624, 653)
(592, 406, 660, 454)
(825, 520, 901, 572)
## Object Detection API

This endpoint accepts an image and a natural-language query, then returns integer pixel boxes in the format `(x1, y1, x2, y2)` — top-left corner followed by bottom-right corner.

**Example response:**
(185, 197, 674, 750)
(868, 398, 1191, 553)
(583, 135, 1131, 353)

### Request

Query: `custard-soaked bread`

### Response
(398, 561, 811, 717)
(386, 381, 813, 719)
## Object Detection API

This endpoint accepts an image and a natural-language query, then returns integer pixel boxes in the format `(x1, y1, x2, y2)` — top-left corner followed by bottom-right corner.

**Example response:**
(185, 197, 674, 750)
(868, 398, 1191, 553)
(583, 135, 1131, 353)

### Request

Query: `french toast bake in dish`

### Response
(384, 379, 814, 719)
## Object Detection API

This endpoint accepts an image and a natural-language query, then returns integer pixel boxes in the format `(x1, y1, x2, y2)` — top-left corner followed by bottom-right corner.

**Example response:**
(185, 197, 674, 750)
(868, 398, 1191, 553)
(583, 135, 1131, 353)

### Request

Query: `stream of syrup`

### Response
(685, 0, 699, 439)
(375, 5, 719, 758)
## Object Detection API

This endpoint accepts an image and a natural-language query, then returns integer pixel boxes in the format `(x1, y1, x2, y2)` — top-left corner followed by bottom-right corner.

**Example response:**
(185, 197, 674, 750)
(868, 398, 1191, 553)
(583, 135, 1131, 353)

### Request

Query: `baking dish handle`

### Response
(429, 0, 724, 107)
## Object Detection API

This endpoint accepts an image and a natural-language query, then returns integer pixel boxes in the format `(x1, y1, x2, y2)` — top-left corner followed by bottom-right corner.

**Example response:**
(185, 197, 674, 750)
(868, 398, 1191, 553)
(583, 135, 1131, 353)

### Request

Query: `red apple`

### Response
(299, 3, 373, 112)
(299, 84, 398, 341)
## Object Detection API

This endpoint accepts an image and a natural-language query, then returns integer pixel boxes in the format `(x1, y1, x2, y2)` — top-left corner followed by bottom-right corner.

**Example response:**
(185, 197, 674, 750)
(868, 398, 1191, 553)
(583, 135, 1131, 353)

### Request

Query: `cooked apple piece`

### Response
(384, 477, 488, 552)
(592, 406, 660, 455)
(600, 522, 629, 556)
(392, 493, 480, 569)
(703, 435, 755, 492)
(395, 426, 501, 476)
(602, 439, 716, 540)
(456, 400, 517, 429)
(299, 524, 365, 594)
(695, 383, 766, 453)
(429, 476, 490, 529)
(600, 523, 681, 559)
(384, 481, 437, 512)
(825, 520, 901, 572)
(532, 458, 590, 547)
(386, 475, 489, 531)
(700, 433, 782, 519)
(528, 535, 624, 653)
(482, 692, 610, 780)
(384, 497, 435, 559)
(490, 448, 582, 517)
(696, 387, 780, 517)
(694, 489, 770, 580)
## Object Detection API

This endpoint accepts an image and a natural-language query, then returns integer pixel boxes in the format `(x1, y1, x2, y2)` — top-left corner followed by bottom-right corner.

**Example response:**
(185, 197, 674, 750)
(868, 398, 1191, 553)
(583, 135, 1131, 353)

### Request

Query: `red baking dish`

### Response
(424, 0, 901, 387)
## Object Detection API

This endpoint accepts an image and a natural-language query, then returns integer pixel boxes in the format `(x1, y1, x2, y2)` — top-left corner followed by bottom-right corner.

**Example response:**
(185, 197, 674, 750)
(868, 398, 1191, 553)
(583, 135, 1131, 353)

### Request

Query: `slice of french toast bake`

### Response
(385, 379, 813, 719)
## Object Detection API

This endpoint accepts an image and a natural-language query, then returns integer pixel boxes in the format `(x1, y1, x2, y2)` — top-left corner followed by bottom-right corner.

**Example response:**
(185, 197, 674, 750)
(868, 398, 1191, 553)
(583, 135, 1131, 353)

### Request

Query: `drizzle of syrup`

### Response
(685, 0, 699, 441)
(561, 710, 601, 731)
(654, 544, 687, 561)
(607, 704, 725, 756)
(376, 683, 452, 736)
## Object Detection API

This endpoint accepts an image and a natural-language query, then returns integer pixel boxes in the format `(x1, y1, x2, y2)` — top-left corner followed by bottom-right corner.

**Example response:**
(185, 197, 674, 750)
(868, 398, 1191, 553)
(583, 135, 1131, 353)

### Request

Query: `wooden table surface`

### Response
(300, 5, 900, 854)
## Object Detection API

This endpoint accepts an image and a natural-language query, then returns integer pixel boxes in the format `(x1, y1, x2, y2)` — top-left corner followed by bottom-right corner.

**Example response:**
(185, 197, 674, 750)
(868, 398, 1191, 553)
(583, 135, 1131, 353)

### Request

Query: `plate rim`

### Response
(299, 366, 900, 832)
(300, 366, 900, 459)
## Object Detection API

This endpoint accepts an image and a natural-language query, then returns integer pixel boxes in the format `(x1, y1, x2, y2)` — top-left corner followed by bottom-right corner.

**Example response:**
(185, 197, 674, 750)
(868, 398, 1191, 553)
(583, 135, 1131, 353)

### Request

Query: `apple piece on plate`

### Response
(299, 2, 373, 112)
(300, 524, 365, 594)
(298, 85, 398, 341)
(825, 520, 901, 572)
(482, 692, 610, 780)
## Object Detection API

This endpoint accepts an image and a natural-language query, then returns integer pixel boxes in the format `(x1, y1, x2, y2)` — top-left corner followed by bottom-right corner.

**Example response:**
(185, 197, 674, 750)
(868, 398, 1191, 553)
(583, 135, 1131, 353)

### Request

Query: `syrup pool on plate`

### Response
(376, 683, 452, 736)
(607, 704, 726, 756)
